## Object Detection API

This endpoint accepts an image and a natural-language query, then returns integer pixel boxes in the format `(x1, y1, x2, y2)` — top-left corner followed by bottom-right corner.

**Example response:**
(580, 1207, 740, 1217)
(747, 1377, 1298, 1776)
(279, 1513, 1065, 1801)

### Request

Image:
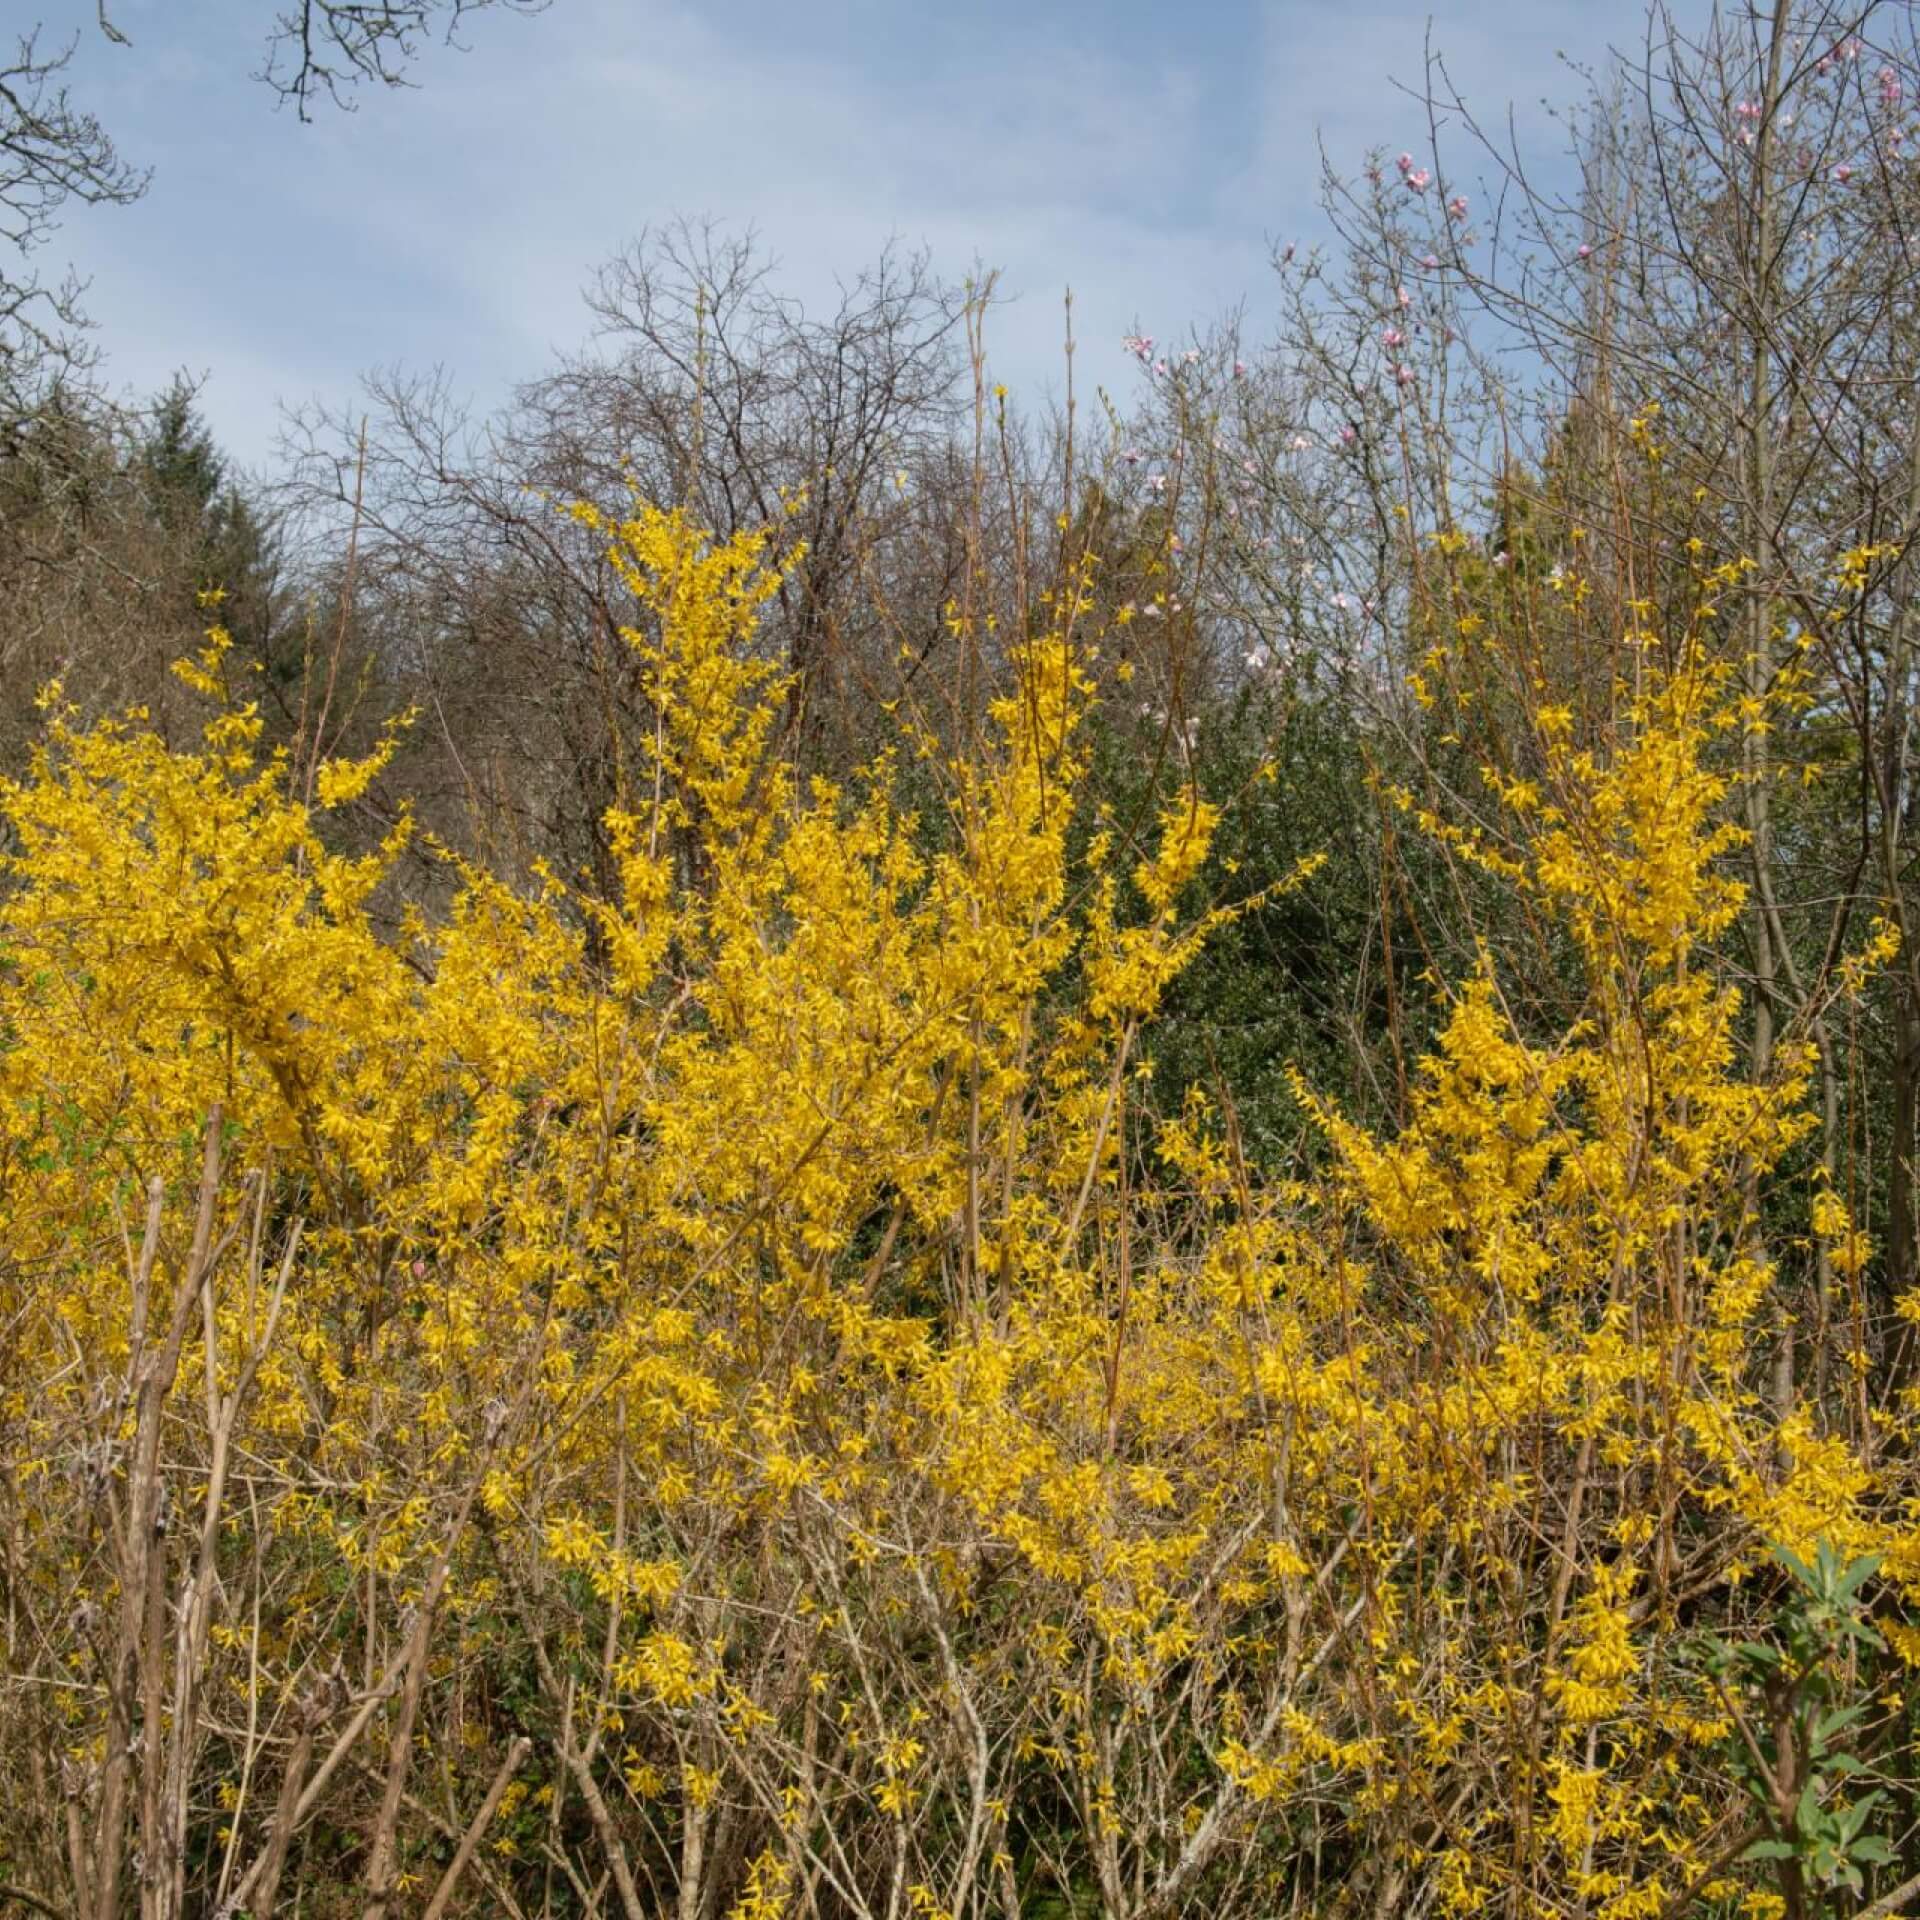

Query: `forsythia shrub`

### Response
(0, 497, 1915, 1920)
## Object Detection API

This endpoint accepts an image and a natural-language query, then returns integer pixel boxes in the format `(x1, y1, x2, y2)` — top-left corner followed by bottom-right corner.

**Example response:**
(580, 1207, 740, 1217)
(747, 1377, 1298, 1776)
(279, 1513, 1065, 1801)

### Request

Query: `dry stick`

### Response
(210, 1478, 270, 1912)
(1059, 1018, 1136, 1252)
(94, 1116, 226, 1920)
(233, 1668, 394, 1907)
(1101, 1092, 1133, 1461)
(1138, 1535, 1411, 1920)
(158, 1210, 300, 1920)
(907, 1555, 992, 1919)
(1859, 1870, 1920, 1920)
(0, 1886, 69, 1919)
(358, 1638, 436, 1920)
(577, 1396, 627, 1777)
(420, 1736, 533, 1920)
(223, 1464, 493, 1920)
(361, 1463, 495, 1920)
(556, 1703, 647, 1920)
(377, 1776, 534, 1920)
(301, 415, 368, 812)
(505, 1577, 647, 1920)
(676, 1769, 709, 1920)
(242, 1674, 335, 1920)
(135, 1449, 173, 1920)
(1737, 0, 1792, 1095)
(91, 1177, 165, 1920)
(63, 1757, 91, 1919)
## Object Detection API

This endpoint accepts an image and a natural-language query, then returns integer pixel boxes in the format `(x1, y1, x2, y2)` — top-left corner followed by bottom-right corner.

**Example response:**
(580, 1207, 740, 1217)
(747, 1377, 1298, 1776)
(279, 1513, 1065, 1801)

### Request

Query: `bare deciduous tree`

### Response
(0, 28, 144, 415)
(259, 0, 552, 118)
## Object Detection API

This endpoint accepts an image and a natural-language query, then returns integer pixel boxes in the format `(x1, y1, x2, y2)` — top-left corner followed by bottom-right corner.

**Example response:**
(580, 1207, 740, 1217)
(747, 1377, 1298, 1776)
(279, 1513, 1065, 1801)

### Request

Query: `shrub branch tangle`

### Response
(4, 1, 1920, 1914)
(0, 471, 1915, 1920)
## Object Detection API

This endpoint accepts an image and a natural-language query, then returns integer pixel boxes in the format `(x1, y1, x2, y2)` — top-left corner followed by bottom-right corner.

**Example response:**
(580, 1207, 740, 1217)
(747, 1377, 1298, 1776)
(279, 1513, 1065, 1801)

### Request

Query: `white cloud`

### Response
(40, 0, 1625, 468)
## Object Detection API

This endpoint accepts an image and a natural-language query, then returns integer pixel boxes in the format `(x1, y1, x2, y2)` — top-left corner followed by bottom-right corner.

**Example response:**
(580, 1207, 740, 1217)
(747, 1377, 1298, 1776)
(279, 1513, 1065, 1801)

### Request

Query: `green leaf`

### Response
(1795, 1781, 1827, 1840)
(1771, 1544, 1819, 1592)
(1835, 1554, 1884, 1602)
(1813, 1704, 1866, 1746)
(1834, 1792, 1878, 1844)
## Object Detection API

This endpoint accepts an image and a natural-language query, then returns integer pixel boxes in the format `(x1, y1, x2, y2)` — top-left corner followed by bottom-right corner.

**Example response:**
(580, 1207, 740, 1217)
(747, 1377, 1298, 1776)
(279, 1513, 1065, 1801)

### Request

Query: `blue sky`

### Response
(41, 0, 1624, 471)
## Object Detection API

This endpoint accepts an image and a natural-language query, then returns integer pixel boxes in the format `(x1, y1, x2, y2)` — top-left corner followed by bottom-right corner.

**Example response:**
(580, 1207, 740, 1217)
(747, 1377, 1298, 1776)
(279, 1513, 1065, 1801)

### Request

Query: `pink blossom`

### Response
(1396, 285, 1412, 307)
(1422, 253, 1439, 269)
(1153, 358, 1168, 376)
(1340, 424, 1358, 445)
(1148, 473, 1168, 494)
(1734, 99, 1762, 121)
(1833, 163, 1855, 182)
(1880, 65, 1904, 109)
(1447, 194, 1469, 219)
(1396, 152, 1415, 173)
(1123, 333, 1155, 364)
(1577, 243, 1593, 261)
(1394, 364, 1415, 386)
(1233, 358, 1247, 376)
(1382, 326, 1405, 347)
(1119, 446, 1143, 466)
(1290, 433, 1311, 451)
(1182, 347, 1200, 364)
(1405, 168, 1432, 192)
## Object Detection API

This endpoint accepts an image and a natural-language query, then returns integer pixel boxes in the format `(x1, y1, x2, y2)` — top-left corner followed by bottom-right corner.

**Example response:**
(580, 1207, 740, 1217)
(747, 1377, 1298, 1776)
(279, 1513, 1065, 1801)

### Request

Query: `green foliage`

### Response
(1697, 1544, 1905, 1915)
(1083, 672, 1392, 1163)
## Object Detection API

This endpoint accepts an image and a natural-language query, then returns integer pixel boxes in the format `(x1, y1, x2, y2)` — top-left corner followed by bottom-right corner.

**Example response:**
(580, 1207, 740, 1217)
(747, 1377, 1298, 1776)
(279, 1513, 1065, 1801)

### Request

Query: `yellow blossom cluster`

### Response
(0, 499, 1913, 1920)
